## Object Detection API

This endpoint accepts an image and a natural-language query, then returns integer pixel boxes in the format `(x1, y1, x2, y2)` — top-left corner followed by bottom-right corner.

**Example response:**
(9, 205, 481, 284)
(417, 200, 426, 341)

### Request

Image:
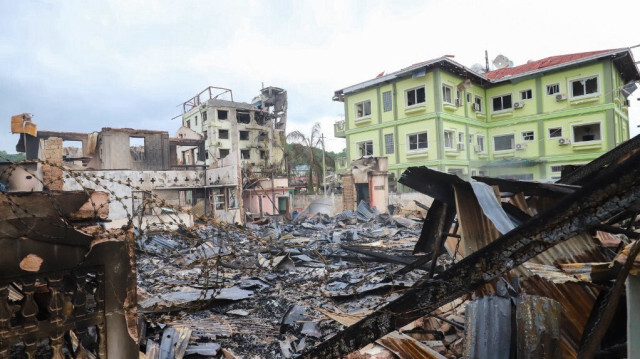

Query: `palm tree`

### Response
(287, 122, 322, 192)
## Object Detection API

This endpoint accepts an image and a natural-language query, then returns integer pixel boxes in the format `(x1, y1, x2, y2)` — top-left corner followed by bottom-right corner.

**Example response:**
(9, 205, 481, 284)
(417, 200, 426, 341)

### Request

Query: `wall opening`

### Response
(130, 137, 146, 161)
(62, 140, 83, 159)
(237, 111, 251, 124)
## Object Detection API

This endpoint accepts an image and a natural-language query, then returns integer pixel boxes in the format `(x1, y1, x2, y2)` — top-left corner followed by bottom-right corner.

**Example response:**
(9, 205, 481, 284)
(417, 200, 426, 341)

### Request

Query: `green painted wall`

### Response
(336, 59, 630, 182)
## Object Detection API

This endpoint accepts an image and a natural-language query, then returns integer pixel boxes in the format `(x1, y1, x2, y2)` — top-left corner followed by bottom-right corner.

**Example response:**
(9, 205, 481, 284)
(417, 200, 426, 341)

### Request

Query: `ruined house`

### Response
(179, 86, 287, 173)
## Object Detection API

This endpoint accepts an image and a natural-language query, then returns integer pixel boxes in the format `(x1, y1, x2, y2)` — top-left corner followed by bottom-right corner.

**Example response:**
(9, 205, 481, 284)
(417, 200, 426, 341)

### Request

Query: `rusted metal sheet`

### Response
(516, 295, 562, 359)
(463, 296, 511, 359)
(520, 264, 600, 358)
(376, 331, 447, 359)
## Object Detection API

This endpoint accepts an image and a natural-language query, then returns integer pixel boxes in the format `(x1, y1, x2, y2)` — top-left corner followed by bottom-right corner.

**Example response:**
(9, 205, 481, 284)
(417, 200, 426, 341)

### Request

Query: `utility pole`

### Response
(321, 133, 327, 196)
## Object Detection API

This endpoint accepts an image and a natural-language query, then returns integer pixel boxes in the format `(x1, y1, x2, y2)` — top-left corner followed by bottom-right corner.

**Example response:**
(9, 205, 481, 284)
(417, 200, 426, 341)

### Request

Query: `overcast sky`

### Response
(1, 0, 639, 153)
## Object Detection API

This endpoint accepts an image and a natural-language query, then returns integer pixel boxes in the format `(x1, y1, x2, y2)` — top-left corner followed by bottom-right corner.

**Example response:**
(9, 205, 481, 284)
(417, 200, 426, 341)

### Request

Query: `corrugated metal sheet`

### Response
(520, 268, 600, 358)
(376, 331, 447, 359)
(516, 295, 562, 359)
(463, 296, 511, 359)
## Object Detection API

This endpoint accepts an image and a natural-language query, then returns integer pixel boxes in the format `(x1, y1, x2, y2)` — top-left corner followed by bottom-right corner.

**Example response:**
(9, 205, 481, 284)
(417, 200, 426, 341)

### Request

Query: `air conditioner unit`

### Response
(513, 101, 524, 109)
(455, 98, 463, 107)
(474, 145, 482, 153)
(515, 143, 527, 150)
(472, 103, 481, 111)
(556, 93, 567, 101)
(457, 143, 465, 151)
(558, 138, 571, 145)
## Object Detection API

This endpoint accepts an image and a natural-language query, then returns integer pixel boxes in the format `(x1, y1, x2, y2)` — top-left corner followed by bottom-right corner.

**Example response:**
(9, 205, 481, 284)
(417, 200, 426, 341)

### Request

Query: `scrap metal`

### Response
(302, 136, 640, 358)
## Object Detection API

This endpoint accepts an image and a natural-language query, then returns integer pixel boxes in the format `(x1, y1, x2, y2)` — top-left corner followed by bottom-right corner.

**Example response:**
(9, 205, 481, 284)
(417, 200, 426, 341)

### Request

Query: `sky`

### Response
(1, 0, 639, 154)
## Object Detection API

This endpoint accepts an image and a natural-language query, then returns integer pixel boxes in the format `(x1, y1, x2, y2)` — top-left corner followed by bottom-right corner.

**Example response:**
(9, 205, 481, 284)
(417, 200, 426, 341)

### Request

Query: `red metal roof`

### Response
(485, 49, 618, 80)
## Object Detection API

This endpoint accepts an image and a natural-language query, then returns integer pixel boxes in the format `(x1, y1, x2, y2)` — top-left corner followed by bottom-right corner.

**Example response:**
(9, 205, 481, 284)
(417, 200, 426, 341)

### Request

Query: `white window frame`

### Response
(357, 140, 374, 157)
(474, 96, 483, 112)
(382, 91, 392, 112)
(521, 131, 535, 142)
(384, 133, 394, 154)
(568, 75, 600, 99)
(405, 86, 426, 107)
(354, 100, 372, 120)
(442, 85, 453, 104)
(444, 130, 455, 149)
(548, 127, 563, 139)
(458, 132, 464, 144)
(491, 93, 513, 113)
(477, 135, 486, 153)
(520, 89, 533, 101)
(468, 134, 474, 144)
(571, 121, 602, 143)
(406, 131, 429, 152)
(546, 83, 560, 96)
(493, 133, 515, 152)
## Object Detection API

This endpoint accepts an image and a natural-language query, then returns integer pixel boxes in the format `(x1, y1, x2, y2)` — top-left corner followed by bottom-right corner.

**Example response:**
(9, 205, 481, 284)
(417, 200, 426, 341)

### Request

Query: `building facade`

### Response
(180, 86, 287, 173)
(333, 49, 639, 186)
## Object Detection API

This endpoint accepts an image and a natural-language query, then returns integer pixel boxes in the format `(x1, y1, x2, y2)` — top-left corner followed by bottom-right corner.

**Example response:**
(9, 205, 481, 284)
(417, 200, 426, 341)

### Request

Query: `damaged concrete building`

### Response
(178, 85, 287, 173)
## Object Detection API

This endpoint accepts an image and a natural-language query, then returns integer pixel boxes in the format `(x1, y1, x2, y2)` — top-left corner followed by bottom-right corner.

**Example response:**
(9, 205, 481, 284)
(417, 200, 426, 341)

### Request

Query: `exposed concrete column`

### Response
(42, 137, 63, 191)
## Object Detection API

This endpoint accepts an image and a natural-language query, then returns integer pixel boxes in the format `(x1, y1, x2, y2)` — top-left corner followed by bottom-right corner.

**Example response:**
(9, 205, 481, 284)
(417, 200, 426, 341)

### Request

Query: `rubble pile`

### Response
(136, 203, 471, 358)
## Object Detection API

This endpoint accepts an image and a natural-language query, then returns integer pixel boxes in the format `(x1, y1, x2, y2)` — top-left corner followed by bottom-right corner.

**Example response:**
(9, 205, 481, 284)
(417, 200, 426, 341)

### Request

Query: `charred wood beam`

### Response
(473, 176, 580, 197)
(302, 148, 640, 359)
(501, 202, 533, 224)
(413, 200, 456, 255)
(590, 224, 640, 239)
(577, 239, 640, 359)
(559, 132, 640, 185)
(339, 245, 418, 266)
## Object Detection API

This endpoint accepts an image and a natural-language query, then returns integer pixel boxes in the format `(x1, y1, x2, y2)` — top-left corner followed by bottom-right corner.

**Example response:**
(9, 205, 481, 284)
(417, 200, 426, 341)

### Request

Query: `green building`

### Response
(333, 49, 639, 188)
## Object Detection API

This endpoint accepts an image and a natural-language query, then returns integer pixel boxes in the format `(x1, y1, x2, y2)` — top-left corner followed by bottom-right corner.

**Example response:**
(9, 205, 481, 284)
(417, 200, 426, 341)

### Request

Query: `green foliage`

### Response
(0, 150, 25, 162)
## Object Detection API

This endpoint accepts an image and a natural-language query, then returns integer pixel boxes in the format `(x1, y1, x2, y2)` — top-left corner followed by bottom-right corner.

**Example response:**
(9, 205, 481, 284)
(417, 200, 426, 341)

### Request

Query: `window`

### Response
(406, 87, 426, 106)
(219, 149, 230, 158)
(408, 132, 428, 151)
(477, 135, 485, 152)
(548, 127, 562, 138)
(456, 89, 462, 103)
(570, 76, 598, 98)
(382, 91, 392, 112)
(355, 100, 372, 118)
(240, 149, 251, 159)
(358, 141, 374, 156)
(129, 136, 145, 161)
(474, 96, 483, 112)
(218, 110, 228, 120)
(467, 93, 472, 102)
(442, 85, 453, 104)
(522, 131, 535, 141)
(186, 120, 191, 128)
(573, 123, 601, 142)
(469, 134, 474, 144)
(546, 84, 560, 95)
(258, 131, 268, 141)
(237, 110, 250, 124)
(494, 134, 515, 151)
(458, 132, 464, 144)
(550, 165, 564, 173)
(260, 150, 266, 159)
(444, 130, 455, 149)
(219, 129, 229, 139)
(384, 133, 394, 154)
(195, 116, 198, 126)
(520, 89, 533, 100)
(202, 111, 208, 121)
(492, 94, 512, 112)
(239, 130, 250, 141)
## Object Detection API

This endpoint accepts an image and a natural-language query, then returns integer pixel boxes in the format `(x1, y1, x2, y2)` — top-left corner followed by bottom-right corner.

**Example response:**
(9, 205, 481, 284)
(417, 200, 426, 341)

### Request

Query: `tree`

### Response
(287, 122, 322, 192)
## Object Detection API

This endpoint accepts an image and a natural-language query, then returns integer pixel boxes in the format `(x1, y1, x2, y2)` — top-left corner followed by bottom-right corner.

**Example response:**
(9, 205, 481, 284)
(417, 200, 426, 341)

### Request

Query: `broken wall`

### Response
(98, 130, 170, 170)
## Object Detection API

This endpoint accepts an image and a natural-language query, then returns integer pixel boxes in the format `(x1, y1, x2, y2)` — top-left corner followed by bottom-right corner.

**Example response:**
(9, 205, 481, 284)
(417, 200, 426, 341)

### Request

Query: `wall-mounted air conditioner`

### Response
(558, 138, 571, 145)
(556, 93, 567, 101)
